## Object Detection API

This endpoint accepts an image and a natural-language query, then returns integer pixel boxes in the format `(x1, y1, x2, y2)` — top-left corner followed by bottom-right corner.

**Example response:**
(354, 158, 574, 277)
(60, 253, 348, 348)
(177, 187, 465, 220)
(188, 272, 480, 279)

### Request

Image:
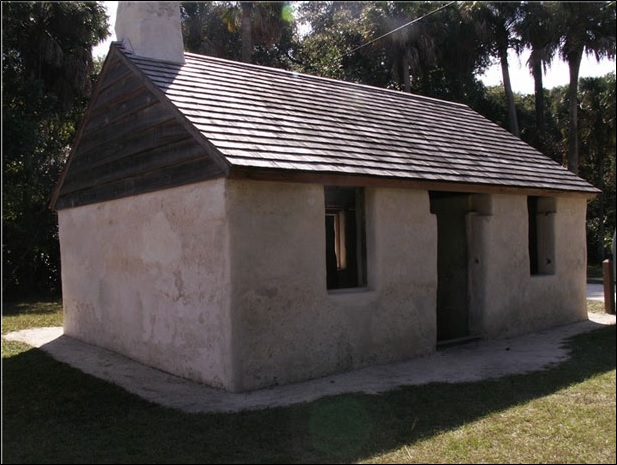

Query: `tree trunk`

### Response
(241, 2, 253, 63)
(532, 59, 545, 148)
(566, 49, 582, 174)
(596, 126, 606, 263)
(500, 48, 520, 137)
(597, 174, 606, 262)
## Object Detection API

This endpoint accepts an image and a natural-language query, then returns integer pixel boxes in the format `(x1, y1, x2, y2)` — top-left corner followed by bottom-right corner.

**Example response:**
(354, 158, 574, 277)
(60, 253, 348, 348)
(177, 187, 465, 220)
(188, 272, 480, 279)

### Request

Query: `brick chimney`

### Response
(115, 1, 185, 64)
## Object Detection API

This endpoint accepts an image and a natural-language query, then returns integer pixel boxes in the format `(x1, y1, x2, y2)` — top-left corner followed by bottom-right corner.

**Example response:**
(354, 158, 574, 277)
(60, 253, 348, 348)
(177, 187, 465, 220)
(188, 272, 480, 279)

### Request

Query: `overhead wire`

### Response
(331, 1, 458, 64)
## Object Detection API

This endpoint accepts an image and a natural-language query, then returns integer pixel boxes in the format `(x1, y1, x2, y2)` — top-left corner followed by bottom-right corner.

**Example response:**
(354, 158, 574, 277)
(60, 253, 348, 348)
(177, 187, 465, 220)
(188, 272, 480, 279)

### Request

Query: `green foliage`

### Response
(293, 1, 392, 86)
(405, 3, 492, 106)
(182, 1, 240, 59)
(578, 73, 617, 262)
(2, 1, 109, 299)
(293, 1, 492, 99)
(181, 1, 298, 67)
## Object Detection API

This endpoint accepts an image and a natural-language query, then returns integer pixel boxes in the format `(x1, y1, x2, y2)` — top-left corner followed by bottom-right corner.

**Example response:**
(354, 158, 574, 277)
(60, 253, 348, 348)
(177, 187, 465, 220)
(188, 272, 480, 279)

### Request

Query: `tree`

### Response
(578, 74, 616, 263)
(360, 1, 442, 93)
(466, 2, 522, 137)
(293, 1, 389, 84)
(181, 1, 296, 67)
(240, 1, 253, 62)
(2, 1, 108, 108)
(182, 1, 240, 59)
(2, 1, 109, 299)
(552, 1, 616, 174)
(516, 2, 560, 151)
(294, 1, 489, 102)
(403, 3, 492, 106)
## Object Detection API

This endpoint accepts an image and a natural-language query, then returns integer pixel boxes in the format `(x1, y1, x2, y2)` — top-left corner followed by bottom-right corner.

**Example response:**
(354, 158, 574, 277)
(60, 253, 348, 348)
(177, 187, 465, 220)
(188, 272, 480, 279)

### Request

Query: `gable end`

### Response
(52, 48, 228, 210)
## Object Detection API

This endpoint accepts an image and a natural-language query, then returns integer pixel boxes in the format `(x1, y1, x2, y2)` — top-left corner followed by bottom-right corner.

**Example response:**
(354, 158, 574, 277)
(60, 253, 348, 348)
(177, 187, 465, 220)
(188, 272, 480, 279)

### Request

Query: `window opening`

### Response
(325, 186, 367, 289)
(528, 196, 556, 275)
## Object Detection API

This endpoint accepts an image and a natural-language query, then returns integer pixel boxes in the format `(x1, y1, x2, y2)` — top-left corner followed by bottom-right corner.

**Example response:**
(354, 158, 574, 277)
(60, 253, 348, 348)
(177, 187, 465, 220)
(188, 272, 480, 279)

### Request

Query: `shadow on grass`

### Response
(2, 300, 62, 316)
(2, 324, 615, 464)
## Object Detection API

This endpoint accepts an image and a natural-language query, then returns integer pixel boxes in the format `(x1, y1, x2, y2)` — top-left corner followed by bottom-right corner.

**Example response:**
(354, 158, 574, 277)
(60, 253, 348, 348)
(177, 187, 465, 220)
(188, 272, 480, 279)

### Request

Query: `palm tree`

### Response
(239, 1, 294, 63)
(380, 2, 441, 93)
(182, 2, 238, 58)
(467, 2, 522, 137)
(578, 74, 616, 261)
(182, 1, 293, 65)
(516, 2, 560, 150)
(240, 1, 253, 62)
(552, 2, 616, 174)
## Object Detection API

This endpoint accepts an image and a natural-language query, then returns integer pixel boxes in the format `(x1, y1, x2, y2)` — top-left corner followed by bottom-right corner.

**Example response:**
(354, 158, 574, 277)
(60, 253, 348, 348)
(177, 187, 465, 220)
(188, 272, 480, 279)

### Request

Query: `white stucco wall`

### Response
(468, 195, 588, 338)
(58, 179, 232, 389)
(226, 181, 437, 392)
(58, 177, 589, 393)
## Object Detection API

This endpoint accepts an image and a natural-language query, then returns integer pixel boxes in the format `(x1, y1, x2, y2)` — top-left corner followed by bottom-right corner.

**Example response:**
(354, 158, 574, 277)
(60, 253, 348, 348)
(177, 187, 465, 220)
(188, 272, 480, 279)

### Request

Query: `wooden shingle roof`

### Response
(132, 47, 598, 193)
(52, 43, 598, 209)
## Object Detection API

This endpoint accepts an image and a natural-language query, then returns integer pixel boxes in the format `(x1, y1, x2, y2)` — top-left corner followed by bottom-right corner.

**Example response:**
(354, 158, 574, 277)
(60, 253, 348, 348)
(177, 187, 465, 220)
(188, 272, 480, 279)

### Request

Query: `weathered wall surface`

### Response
(226, 181, 437, 392)
(468, 195, 588, 338)
(58, 176, 589, 393)
(59, 179, 233, 389)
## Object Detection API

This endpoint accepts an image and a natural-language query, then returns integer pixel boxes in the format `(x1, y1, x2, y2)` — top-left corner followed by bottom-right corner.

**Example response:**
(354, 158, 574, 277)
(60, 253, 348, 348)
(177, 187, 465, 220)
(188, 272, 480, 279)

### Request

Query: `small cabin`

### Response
(51, 2, 599, 392)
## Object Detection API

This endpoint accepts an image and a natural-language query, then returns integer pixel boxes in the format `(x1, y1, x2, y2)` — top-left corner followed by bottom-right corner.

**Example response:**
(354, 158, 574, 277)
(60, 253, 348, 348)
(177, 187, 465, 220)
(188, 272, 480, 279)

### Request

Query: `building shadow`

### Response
(2, 323, 614, 463)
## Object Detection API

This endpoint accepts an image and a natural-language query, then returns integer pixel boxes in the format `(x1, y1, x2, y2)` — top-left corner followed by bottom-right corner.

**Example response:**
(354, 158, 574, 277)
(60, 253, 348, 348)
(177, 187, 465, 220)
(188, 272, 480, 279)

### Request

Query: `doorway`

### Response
(429, 191, 470, 342)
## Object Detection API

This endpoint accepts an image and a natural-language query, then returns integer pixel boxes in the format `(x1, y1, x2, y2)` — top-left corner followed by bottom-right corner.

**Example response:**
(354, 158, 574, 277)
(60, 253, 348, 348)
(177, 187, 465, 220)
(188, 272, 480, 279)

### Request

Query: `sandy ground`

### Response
(4, 311, 615, 414)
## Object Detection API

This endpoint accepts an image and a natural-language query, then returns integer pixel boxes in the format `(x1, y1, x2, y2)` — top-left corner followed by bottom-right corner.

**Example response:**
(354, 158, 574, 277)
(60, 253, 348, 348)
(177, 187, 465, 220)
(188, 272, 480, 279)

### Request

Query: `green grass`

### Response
(1, 300, 63, 334)
(2, 300, 615, 464)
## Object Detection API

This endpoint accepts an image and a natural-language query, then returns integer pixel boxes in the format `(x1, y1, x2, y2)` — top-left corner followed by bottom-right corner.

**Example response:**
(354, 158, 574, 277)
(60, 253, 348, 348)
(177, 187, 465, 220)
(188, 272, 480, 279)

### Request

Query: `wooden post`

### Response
(602, 259, 615, 314)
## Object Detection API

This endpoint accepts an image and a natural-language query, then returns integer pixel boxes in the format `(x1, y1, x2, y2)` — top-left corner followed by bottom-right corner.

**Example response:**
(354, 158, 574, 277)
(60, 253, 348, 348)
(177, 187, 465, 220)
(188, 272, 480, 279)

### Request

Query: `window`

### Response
(528, 196, 556, 275)
(325, 186, 367, 289)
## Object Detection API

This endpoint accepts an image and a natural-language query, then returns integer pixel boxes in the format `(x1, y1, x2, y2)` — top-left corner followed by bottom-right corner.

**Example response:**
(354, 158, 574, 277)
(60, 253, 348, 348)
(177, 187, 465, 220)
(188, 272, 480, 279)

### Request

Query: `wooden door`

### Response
(430, 192, 470, 342)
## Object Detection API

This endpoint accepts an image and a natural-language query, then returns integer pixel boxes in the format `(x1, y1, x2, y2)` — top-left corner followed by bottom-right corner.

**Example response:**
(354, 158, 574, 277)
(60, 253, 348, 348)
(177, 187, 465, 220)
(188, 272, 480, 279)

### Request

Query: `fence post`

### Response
(602, 258, 615, 315)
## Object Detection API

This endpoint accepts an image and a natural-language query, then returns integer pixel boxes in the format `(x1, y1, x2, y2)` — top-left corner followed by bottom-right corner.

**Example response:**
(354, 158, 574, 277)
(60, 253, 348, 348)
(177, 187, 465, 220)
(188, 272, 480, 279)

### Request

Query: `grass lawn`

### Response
(2, 300, 615, 464)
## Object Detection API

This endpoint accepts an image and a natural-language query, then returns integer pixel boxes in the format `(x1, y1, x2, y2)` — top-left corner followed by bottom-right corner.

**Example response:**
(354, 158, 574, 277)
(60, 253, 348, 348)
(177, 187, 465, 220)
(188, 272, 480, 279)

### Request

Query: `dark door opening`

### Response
(430, 191, 470, 342)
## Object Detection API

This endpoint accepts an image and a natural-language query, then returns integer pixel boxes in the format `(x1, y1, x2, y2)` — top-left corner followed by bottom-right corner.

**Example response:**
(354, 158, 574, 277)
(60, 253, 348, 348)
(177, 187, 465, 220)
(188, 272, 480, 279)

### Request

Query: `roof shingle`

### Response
(125, 47, 597, 194)
(53, 42, 598, 207)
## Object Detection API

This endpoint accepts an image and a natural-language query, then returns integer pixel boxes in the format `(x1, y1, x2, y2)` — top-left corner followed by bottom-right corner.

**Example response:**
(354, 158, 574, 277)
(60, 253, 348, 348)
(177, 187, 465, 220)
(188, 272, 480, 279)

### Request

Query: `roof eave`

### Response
(227, 165, 600, 199)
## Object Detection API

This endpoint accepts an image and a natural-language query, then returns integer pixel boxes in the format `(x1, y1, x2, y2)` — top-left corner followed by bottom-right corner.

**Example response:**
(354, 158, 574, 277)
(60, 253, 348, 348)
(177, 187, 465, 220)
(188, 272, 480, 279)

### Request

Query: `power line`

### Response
(333, 1, 458, 63)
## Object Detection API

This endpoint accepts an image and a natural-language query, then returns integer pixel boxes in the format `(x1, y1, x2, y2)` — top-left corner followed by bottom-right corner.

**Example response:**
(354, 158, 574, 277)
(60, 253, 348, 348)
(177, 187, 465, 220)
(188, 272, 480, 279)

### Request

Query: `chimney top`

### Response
(115, 1, 185, 64)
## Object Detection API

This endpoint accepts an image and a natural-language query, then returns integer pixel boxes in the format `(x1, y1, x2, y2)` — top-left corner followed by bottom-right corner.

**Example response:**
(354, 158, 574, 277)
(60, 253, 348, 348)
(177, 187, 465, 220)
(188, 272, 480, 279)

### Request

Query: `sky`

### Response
(94, 1, 616, 95)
